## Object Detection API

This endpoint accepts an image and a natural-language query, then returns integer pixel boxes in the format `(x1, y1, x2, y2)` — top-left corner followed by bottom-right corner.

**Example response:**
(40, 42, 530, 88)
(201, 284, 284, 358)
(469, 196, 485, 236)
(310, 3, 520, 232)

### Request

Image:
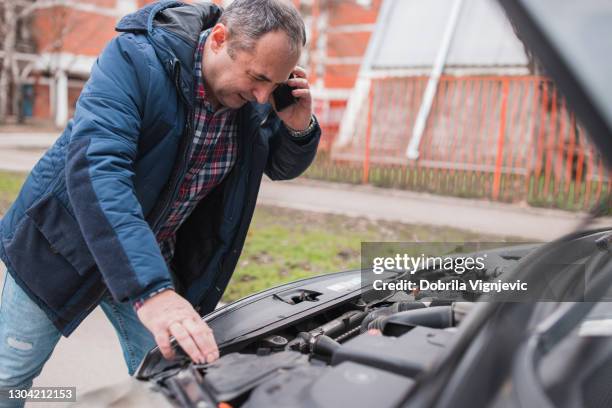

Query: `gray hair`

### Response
(220, 0, 307, 58)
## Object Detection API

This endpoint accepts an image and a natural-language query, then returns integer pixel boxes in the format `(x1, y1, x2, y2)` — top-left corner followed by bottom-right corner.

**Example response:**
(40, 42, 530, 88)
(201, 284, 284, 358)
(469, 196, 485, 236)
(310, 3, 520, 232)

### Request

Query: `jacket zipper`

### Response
(195, 110, 258, 308)
(149, 59, 195, 234)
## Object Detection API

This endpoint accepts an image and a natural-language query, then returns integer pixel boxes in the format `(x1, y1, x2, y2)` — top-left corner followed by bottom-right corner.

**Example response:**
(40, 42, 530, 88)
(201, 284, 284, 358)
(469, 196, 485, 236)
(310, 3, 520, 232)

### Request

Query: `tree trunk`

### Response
(0, 1, 17, 124)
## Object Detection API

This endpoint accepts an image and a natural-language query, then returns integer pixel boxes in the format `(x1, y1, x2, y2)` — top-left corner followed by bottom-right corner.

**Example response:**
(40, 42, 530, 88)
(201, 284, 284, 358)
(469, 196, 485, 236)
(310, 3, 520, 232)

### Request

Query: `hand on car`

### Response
(274, 66, 313, 131)
(136, 289, 219, 364)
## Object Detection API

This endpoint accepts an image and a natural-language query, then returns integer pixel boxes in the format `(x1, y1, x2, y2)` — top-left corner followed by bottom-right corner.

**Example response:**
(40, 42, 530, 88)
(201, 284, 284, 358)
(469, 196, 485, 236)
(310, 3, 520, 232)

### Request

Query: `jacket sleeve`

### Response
(264, 112, 321, 180)
(65, 33, 173, 303)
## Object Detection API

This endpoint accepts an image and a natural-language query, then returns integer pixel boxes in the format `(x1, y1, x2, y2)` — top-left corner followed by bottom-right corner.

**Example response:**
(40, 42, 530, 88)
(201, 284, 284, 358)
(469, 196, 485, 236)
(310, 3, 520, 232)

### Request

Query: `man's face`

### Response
(204, 24, 301, 109)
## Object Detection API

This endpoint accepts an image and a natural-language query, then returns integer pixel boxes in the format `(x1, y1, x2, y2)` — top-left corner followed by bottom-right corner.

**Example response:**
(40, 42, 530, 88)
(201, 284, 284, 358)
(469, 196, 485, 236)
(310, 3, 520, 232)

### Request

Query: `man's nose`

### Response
(253, 84, 275, 105)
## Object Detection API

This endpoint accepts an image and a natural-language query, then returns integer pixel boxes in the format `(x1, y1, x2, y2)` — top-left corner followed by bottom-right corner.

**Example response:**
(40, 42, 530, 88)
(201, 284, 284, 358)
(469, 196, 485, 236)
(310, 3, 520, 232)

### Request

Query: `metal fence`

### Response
(306, 75, 611, 212)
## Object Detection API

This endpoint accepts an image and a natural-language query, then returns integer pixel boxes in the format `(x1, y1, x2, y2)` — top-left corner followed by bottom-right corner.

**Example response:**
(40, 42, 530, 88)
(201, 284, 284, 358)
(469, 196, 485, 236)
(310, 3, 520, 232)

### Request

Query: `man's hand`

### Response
(136, 289, 219, 364)
(274, 66, 313, 131)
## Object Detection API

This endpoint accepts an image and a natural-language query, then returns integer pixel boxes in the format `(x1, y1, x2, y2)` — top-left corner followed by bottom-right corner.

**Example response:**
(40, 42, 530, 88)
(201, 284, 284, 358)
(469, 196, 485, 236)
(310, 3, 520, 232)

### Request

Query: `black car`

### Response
(77, 1, 612, 407)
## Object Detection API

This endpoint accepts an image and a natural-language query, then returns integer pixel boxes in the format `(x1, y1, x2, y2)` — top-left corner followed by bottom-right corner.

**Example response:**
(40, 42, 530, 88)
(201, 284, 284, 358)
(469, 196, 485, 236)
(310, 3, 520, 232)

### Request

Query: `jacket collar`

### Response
(115, 1, 222, 108)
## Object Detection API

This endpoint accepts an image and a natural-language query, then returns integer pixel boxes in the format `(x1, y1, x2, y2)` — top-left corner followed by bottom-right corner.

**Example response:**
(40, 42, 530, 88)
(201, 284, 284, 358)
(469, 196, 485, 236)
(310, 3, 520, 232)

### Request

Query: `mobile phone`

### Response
(273, 76, 298, 112)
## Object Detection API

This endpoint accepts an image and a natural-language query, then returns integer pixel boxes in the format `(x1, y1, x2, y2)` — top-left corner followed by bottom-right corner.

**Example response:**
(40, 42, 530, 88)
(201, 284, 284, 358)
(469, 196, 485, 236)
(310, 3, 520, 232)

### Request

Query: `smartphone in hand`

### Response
(273, 75, 298, 112)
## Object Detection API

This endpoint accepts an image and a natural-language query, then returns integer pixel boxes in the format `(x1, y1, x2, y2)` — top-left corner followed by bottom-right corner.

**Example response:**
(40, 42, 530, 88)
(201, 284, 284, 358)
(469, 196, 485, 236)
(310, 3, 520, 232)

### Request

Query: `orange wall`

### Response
(82, 0, 117, 7)
(68, 85, 82, 117)
(327, 31, 371, 58)
(318, 1, 382, 91)
(328, 0, 381, 27)
(139, 0, 223, 6)
(324, 64, 361, 89)
(309, 0, 383, 147)
(32, 7, 117, 56)
(33, 83, 50, 119)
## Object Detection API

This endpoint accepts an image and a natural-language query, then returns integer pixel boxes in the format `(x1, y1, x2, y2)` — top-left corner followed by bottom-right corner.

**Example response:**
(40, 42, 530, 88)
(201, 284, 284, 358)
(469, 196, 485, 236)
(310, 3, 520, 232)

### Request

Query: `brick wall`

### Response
(32, 7, 117, 57)
(308, 0, 382, 148)
(33, 83, 51, 119)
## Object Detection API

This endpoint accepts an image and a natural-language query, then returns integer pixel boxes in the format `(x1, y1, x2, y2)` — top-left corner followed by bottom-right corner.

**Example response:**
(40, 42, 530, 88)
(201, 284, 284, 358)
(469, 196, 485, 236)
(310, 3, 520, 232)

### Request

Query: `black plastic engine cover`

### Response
(331, 327, 454, 377)
(203, 351, 308, 401)
(244, 361, 414, 408)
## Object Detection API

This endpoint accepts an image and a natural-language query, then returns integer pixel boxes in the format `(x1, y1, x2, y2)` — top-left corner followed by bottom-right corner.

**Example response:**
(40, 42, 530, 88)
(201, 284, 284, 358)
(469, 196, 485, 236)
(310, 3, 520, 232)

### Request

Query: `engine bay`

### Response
(145, 292, 473, 408)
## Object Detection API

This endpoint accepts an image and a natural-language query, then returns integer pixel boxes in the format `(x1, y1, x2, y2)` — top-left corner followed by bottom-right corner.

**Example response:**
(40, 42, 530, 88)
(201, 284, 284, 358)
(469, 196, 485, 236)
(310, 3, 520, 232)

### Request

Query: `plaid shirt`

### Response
(156, 29, 238, 267)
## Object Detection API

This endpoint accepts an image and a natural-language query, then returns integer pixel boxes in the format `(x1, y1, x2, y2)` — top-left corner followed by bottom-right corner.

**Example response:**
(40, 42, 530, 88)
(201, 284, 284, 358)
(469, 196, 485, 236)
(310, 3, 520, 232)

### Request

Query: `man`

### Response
(0, 0, 319, 402)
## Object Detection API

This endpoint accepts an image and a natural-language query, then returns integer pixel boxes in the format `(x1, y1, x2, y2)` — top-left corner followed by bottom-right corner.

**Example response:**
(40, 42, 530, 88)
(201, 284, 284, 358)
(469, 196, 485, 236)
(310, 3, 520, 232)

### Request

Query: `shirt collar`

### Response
(194, 28, 233, 114)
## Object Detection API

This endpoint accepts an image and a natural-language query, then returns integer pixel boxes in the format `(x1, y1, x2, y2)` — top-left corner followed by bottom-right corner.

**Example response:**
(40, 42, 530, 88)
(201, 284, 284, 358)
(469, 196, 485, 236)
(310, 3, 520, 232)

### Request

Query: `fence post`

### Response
(492, 79, 510, 200)
(363, 84, 373, 184)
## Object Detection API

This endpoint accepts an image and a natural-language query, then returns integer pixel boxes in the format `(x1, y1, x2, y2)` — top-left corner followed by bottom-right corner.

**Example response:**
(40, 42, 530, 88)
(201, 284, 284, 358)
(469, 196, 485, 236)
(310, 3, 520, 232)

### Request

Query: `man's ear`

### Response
(209, 23, 228, 53)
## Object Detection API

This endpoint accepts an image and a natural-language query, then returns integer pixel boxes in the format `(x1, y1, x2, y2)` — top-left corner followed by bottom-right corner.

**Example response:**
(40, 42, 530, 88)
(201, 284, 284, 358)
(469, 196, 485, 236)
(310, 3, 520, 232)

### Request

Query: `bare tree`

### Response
(0, 0, 17, 123)
(0, 0, 41, 124)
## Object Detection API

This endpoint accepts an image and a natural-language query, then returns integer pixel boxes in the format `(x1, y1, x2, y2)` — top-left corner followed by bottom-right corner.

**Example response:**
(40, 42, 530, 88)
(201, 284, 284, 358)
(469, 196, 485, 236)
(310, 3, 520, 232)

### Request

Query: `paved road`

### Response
(0, 133, 58, 148)
(0, 133, 57, 172)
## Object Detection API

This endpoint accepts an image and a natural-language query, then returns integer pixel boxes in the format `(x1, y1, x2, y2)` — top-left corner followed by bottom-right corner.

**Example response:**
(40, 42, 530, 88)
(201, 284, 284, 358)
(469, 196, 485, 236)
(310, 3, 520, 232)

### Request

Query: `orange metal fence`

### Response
(307, 75, 611, 212)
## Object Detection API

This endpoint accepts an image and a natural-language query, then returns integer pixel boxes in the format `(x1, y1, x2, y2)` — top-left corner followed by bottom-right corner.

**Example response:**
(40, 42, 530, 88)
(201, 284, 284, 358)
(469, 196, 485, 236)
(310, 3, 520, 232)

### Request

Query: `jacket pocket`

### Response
(2, 193, 98, 311)
(26, 193, 97, 275)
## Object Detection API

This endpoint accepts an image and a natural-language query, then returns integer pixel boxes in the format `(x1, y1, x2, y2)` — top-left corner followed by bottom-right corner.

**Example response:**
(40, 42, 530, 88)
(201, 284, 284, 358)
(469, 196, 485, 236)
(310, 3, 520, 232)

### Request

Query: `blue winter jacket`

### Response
(0, 1, 320, 335)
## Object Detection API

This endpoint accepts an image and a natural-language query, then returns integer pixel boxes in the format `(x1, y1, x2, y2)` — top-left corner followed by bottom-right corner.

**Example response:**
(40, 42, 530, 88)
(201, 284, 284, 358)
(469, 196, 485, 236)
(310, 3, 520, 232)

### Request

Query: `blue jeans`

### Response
(0, 272, 155, 408)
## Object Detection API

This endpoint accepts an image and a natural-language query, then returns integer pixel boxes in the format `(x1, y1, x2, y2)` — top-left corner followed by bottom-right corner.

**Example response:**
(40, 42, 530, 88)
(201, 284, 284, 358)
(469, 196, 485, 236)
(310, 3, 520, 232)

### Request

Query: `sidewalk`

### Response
(258, 178, 611, 241)
(0, 132, 59, 148)
(0, 132, 59, 172)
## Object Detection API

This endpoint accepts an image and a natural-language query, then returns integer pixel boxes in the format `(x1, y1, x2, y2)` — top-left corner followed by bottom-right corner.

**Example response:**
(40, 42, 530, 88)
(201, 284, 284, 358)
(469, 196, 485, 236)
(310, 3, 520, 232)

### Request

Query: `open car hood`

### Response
(499, 0, 612, 168)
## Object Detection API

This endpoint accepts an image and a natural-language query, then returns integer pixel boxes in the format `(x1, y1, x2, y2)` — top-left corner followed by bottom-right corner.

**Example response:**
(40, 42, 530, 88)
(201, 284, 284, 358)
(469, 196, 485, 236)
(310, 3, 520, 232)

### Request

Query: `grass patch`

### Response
(0, 171, 26, 215)
(224, 205, 521, 302)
